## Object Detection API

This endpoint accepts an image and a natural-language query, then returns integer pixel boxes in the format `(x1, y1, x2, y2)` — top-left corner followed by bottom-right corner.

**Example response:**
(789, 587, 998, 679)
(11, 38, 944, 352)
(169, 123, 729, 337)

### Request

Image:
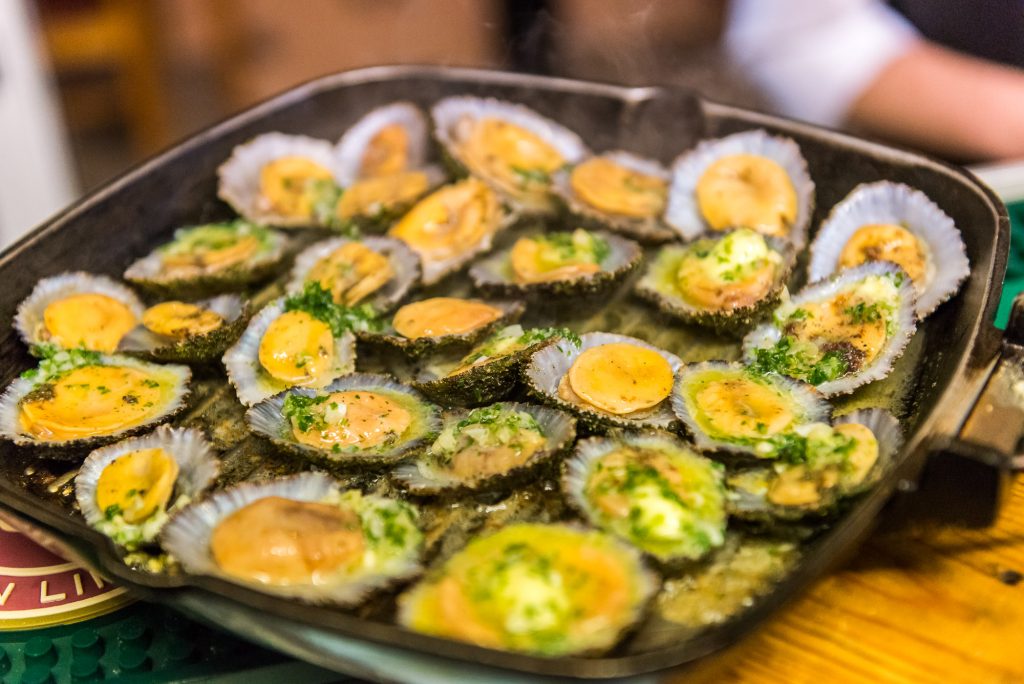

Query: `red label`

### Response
(0, 522, 129, 626)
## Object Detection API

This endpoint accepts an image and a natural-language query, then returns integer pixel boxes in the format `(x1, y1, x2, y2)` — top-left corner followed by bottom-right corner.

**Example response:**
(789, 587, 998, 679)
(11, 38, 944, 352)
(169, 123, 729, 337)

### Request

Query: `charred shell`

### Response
(553, 151, 675, 243)
(524, 331, 683, 433)
(808, 181, 969, 318)
(287, 236, 420, 313)
(118, 295, 250, 363)
(391, 402, 576, 496)
(742, 261, 917, 396)
(563, 431, 727, 564)
(245, 373, 441, 469)
(75, 426, 219, 549)
(468, 229, 642, 302)
(123, 221, 289, 300)
(665, 130, 815, 249)
(162, 472, 424, 605)
(635, 229, 792, 335)
(727, 409, 903, 520)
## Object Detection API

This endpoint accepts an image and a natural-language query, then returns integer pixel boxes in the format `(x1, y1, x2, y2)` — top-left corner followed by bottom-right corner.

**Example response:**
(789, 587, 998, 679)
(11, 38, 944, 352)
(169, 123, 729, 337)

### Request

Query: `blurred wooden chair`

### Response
(36, 0, 169, 155)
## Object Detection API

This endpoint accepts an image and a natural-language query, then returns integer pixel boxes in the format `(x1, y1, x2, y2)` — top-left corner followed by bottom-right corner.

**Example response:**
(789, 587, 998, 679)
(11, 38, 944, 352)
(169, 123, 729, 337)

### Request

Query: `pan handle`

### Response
(901, 292, 1024, 527)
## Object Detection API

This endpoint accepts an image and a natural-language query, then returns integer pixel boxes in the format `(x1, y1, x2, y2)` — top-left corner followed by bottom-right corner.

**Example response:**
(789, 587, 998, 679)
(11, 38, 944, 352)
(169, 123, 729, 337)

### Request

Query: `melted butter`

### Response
(460, 117, 564, 200)
(258, 311, 335, 384)
(360, 123, 411, 178)
(291, 390, 412, 450)
(211, 497, 365, 585)
(695, 154, 797, 236)
(306, 242, 394, 305)
(42, 293, 137, 352)
(509, 236, 601, 284)
(95, 447, 179, 523)
(792, 294, 888, 364)
(692, 377, 796, 439)
(258, 156, 334, 218)
(389, 179, 499, 260)
(421, 528, 634, 652)
(19, 365, 168, 441)
(336, 171, 430, 219)
(142, 301, 224, 338)
(570, 157, 667, 218)
(392, 298, 502, 340)
(565, 343, 673, 415)
(839, 224, 930, 286)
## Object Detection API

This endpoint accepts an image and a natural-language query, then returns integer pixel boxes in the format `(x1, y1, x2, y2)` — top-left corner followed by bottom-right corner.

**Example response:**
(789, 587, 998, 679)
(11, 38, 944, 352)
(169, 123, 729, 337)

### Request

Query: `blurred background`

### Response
(5, 0, 1024, 247)
(0, 0, 763, 243)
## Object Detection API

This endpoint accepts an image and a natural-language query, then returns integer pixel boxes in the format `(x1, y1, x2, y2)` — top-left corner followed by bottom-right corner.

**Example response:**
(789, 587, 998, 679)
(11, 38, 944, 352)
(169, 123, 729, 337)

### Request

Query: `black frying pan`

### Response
(0, 67, 1021, 680)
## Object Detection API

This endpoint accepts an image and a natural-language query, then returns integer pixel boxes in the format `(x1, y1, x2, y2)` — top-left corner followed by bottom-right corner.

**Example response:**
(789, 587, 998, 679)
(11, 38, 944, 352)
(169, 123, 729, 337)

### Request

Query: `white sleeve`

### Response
(0, 0, 77, 246)
(724, 0, 920, 127)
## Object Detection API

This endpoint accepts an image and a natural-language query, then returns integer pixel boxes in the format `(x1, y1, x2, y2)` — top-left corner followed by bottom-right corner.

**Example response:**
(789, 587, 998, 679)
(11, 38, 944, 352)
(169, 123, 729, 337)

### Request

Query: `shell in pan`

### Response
(335, 101, 431, 184)
(218, 133, 343, 227)
(118, 294, 249, 363)
(743, 261, 917, 396)
(287, 236, 420, 313)
(665, 130, 815, 249)
(222, 295, 357, 406)
(245, 373, 441, 469)
(563, 431, 727, 564)
(332, 166, 446, 234)
(727, 409, 903, 520)
(162, 472, 424, 605)
(75, 426, 218, 549)
(412, 325, 572, 407)
(469, 228, 642, 301)
(432, 96, 588, 214)
(397, 522, 657, 656)
(123, 221, 289, 299)
(524, 331, 684, 432)
(635, 228, 791, 334)
(388, 178, 511, 285)
(553, 151, 675, 242)
(358, 296, 523, 358)
(391, 402, 576, 496)
(671, 361, 830, 459)
(0, 348, 190, 453)
(807, 181, 969, 318)
(15, 272, 144, 354)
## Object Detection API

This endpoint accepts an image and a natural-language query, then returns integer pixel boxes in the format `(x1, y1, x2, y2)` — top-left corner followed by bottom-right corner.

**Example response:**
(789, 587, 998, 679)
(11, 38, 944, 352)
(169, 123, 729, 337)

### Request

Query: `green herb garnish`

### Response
(282, 393, 329, 432)
(284, 281, 382, 336)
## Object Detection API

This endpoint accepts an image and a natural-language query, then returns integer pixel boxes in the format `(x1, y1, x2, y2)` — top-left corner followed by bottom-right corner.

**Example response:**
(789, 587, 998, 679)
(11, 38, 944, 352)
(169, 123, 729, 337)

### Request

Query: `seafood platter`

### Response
(0, 67, 1018, 679)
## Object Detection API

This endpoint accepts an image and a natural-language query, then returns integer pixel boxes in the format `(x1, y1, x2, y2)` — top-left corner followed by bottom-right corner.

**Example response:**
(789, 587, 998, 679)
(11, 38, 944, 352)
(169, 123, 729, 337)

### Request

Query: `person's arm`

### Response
(849, 41, 1024, 160)
(726, 0, 1024, 161)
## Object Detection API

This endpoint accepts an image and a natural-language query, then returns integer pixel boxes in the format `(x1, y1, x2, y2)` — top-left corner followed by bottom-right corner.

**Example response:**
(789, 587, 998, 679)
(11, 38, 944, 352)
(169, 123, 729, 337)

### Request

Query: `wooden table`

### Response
(671, 478, 1024, 683)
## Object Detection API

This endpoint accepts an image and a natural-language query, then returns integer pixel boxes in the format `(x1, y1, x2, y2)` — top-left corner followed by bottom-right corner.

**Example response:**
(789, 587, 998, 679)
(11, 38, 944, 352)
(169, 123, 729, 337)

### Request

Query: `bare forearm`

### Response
(849, 41, 1024, 161)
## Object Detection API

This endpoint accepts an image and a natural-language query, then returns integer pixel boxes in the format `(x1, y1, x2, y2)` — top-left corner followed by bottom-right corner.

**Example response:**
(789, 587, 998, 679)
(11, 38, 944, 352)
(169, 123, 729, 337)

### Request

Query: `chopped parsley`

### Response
(282, 393, 329, 432)
(284, 281, 383, 336)
(844, 301, 885, 324)
(163, 220, 274, 256)
(538, 230, 611, 265)
(766, 425, 859, 467)
(510, 165, 551, 186)
(749, 336, 849, 386)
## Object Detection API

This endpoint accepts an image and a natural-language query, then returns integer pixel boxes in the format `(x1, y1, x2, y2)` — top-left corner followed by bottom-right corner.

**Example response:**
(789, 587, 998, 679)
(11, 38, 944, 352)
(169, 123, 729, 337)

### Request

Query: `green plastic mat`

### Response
(996, 200, 1024, 329)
